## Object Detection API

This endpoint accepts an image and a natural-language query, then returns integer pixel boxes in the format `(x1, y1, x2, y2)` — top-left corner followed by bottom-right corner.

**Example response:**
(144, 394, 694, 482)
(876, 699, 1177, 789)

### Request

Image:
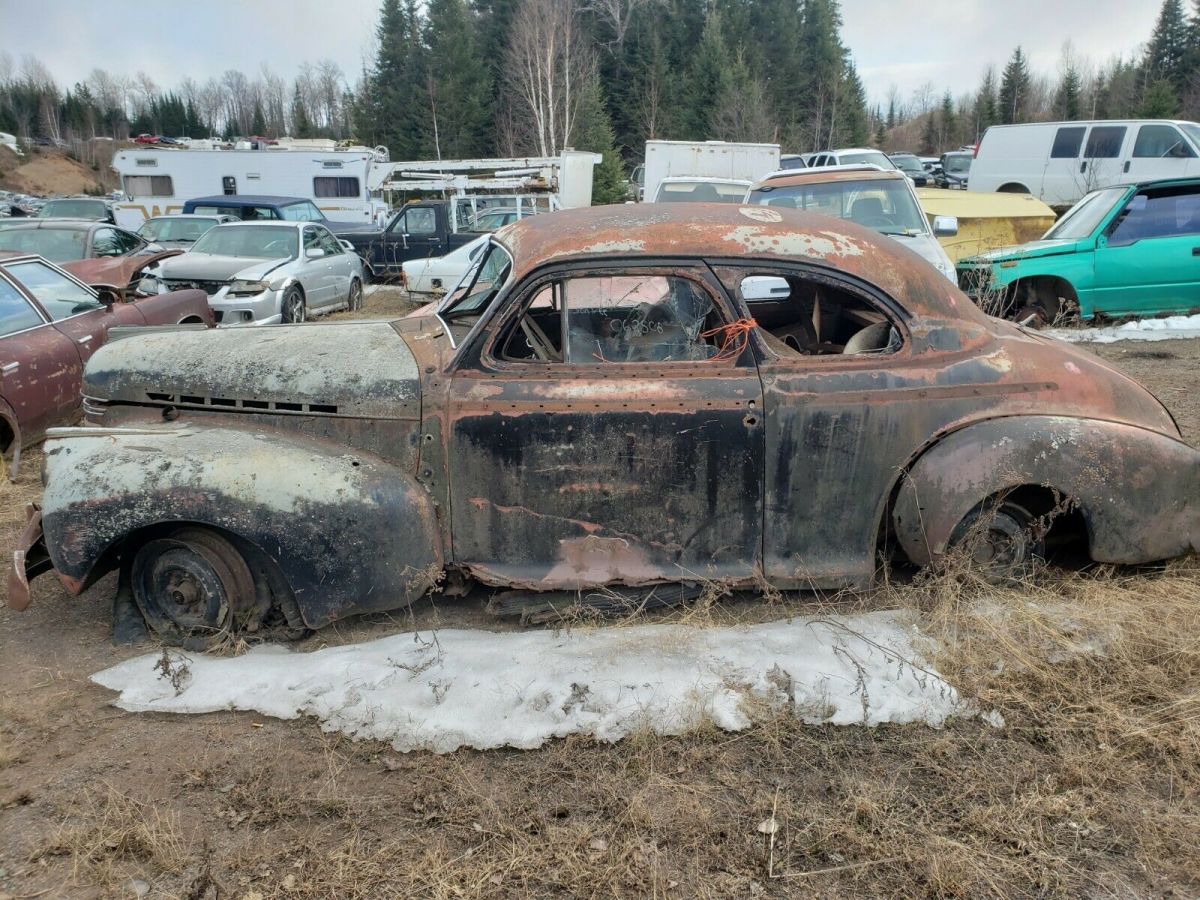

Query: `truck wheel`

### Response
(281, 287, 306, 323)
(948, 500, 1044, 582)
(347, 278, 363, 311)
(130, 528, 256, 650)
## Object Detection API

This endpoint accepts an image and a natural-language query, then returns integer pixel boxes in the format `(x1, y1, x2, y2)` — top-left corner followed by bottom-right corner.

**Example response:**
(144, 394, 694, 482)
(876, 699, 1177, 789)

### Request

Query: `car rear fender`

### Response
(39, 424, 443, 628)
(892, 415, 1199, 566)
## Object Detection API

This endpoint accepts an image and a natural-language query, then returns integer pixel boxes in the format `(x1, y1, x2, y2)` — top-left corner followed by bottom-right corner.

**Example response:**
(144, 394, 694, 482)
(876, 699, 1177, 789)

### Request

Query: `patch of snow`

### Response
(92, 612, 980, 753)
(1045, 312, 1200, 344)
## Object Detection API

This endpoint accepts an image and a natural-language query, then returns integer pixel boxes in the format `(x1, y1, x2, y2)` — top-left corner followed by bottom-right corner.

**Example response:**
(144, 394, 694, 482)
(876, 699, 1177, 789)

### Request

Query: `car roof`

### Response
(816, 148, 882, 155)
(209, 219, 305, 229)
(659, 176, 752, 185)
(493, 204, 979, 323)
(0, 219, 97, 231)
(751, 166, 904, 188)
(145, 213, 230, 220)
(184, 195, 312, 207)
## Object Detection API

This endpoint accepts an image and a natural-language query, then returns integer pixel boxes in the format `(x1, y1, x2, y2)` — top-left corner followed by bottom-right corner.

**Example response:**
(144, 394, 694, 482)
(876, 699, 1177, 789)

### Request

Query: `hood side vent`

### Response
(145, 392, 341, 417)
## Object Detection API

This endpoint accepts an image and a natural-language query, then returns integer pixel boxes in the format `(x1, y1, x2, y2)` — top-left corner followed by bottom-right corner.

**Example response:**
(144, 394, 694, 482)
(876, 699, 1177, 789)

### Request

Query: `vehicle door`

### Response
(711, 262, 917, 588)
(1124, 123, 1199, 183)
(447, 261, 766, 589)
(316, 227, 352, 309)
(1076, 124, 1130, 197)
(382, 205, 443, 273)
(1039, 125, 1088, 204)
(1093, 182, 1200, 316)
(3, 259, 144, 367)
(301, 226, 334, 307)
(0, 269, 85, 442)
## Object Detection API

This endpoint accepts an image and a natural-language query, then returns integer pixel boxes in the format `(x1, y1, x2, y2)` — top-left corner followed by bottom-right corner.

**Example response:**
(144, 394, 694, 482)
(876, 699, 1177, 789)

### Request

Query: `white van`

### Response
(970, 119, 1200, 207)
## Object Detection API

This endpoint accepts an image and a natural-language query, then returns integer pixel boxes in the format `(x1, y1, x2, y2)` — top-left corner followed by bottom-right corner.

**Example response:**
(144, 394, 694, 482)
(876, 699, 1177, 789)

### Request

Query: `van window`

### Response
(123, 175, 174, 197)
(1133, 124, 1196, 158)
(313, 176, 361, 198)
(1084, 126, 1126, 159)
(1050, 126, 1086, 159)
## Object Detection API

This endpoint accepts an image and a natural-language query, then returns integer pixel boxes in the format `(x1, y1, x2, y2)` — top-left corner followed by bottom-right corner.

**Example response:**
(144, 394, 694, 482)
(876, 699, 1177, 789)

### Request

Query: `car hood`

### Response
(153, 253, 292, 282)
(888, 232, 954, 278)
(61, 250, 183, 290)
(966, 239, 1082, 265)
(83, 322, 420, 420)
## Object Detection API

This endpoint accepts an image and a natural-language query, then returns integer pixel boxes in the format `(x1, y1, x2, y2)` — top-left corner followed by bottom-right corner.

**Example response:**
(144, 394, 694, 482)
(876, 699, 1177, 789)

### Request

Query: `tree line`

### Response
(0, 0, 1191, 198)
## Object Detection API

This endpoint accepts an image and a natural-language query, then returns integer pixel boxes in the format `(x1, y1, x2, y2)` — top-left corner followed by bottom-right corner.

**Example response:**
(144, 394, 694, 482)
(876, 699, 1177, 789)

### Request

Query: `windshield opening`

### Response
(441, 241, 513, 321)
(654, 180, 750, 203)
(943, 155, 972, 175)
(748, 179, 928, 235)
(190, 225, 298, 259)
(839, 151, 896, 170)
(37, 199, 105, 219)
(1043, 187, 1126, 240)
(138, 217, 218, 243)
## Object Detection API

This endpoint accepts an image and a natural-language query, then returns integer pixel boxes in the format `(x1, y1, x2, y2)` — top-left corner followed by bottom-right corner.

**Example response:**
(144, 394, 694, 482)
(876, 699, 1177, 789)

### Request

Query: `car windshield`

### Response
(838, 151, 896, 170)
(6, 260, 102, 319)
(748, 178, 928, 235)
(138, 217, 218, 243)
(37, 199, 105, 219)
(442, 241, 513, 320)
(655, 181, 749, 203)
(191, 225, 298, 259)
(279, 201, 325, 222)
(0, 226, 88, 261)
(943, 155, 972, 175)
(891, 156, 923, 174)
(1042, 187, 1127, 240)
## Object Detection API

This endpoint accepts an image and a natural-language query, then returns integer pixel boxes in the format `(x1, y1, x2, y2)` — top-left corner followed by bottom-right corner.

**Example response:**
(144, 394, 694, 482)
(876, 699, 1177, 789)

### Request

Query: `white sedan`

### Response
(402, 235, 489, 295)
(142, 221, 365, 325)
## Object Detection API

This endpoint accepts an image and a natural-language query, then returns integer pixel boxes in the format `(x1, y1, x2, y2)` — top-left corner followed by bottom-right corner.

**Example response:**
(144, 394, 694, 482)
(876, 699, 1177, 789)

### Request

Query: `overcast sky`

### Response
(0, 0, 1166, 106)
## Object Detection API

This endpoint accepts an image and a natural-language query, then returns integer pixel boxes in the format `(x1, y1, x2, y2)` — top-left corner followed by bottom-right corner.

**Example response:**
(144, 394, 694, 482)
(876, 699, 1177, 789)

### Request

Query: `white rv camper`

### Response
(111, 145, 392, 230)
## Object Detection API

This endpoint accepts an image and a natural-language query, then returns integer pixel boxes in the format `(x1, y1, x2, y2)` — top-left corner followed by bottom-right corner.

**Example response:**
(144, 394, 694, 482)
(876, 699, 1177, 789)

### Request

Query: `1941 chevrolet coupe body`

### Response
(9, 204, 1198, 646)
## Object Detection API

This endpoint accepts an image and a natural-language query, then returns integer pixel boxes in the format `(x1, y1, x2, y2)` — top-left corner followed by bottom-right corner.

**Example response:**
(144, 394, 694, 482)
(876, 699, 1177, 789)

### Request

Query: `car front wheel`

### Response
(281, 286, 306, 323)
(347, 277, 363, 311)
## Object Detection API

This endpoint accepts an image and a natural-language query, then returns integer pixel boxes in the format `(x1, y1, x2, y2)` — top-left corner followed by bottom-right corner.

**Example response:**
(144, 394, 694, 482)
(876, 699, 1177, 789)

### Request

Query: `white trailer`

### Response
(111, 146, 392, 230)
(642, 140, 780, 203)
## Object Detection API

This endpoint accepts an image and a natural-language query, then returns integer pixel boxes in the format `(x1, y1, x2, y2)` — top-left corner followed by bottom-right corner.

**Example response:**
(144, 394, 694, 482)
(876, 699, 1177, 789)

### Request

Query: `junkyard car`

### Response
(136, 214, 237, 249)
(402, 234, 489, 295)
(10, 205, 1197, 647)
(0, 221, 149, 263)
(747, 166, 960, 282)
(139, 221, 365, 325)
(653, 177, 752, 203)
(34, 197, 116, 223)
(957, 177, 1200, 322)
(0, 254, 211, 477)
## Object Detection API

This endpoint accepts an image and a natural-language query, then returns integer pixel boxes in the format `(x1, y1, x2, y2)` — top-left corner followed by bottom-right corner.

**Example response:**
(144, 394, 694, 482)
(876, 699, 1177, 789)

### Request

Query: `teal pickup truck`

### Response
(957, 178, 1200, 323)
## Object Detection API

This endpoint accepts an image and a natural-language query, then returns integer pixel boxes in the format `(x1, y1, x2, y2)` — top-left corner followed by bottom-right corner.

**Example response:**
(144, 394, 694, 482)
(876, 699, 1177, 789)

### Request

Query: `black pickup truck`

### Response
(334, 200, 480, 279)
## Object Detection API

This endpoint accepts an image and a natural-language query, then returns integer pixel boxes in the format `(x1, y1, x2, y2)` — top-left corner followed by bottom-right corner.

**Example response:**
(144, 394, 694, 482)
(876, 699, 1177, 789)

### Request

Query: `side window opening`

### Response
(499, 274, 728, 364)
(733, 272, 901, 357)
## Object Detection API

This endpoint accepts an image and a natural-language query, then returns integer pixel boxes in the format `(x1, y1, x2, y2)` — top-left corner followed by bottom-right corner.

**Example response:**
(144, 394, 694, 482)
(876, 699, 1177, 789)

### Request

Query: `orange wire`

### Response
(700, 318, 757, 362)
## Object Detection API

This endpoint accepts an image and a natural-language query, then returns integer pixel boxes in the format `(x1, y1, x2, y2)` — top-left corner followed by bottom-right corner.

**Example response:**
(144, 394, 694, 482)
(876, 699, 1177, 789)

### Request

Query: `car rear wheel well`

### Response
(178, 315, 205, 324)
(1008, 276, 1079, 324)
(998, 182, 1031, 194)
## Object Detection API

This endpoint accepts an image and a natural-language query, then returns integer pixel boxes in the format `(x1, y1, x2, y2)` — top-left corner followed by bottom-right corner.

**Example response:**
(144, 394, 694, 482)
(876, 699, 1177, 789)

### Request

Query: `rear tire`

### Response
(281, 286, 306, 324)
(949, 500, 1044, 582)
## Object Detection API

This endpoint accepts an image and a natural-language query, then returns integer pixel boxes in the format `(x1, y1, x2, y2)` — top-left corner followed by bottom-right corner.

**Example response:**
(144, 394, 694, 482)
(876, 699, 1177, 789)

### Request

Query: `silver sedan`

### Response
(141, 221, 365, 325)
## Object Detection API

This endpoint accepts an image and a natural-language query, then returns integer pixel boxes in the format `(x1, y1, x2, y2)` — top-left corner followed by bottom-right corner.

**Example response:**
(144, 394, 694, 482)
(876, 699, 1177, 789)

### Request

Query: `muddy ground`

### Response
(0, 331, 1197, 899)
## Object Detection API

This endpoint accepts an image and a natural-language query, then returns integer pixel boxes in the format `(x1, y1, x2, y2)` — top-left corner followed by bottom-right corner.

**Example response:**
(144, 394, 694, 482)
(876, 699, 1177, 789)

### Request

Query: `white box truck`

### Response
(642, 140, 780, 203)
(969, 119, 1200, 207)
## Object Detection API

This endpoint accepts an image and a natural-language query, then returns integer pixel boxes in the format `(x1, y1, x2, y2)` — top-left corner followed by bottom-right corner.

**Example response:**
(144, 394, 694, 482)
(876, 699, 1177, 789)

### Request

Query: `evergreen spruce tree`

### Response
(572, 71, 627, 205)
(939, 91, 956, 147)
(425, 0, 493, 158)
(1054, 65, 1083, 120)
(684, 10, 734, 139)
(999, 46, 1031, 124)
(291, 85, 313, 138)
(1145, 0, 1190, 91)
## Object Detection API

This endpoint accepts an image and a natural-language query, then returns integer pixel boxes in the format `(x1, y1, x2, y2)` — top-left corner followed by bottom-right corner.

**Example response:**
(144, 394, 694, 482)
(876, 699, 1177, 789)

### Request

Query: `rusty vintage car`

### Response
(0, 253, 212, 479)
(9, 204, 1198, 646)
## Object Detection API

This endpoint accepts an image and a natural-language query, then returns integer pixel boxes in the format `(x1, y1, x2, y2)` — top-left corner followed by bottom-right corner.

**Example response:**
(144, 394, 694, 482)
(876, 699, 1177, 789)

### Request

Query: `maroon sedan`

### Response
(0, 254, 212, 478)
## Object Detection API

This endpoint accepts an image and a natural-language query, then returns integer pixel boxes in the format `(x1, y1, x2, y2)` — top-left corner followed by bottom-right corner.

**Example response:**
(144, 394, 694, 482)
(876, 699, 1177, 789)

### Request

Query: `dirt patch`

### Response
(0, 339, 1197, 898)
(0, 147, 110, 197)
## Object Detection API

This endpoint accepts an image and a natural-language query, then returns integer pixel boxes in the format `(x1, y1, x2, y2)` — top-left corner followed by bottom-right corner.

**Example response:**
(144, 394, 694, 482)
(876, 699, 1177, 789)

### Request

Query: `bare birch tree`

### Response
(505, 0, 593, 157)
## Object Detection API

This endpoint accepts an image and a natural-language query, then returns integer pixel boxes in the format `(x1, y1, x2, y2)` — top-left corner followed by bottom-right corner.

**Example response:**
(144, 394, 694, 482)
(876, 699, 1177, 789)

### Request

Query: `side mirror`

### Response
(933, 215, 959, 237)
(740, 275, 791, 301)
(339, 239, 354, 252)
(305, 247, 326, 260)
(96, 287, 120, 307)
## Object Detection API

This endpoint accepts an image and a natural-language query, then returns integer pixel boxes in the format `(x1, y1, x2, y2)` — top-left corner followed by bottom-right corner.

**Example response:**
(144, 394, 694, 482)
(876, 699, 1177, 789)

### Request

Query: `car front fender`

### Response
(892, 415, 1199, 566)
(39, 424, 443, 628)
